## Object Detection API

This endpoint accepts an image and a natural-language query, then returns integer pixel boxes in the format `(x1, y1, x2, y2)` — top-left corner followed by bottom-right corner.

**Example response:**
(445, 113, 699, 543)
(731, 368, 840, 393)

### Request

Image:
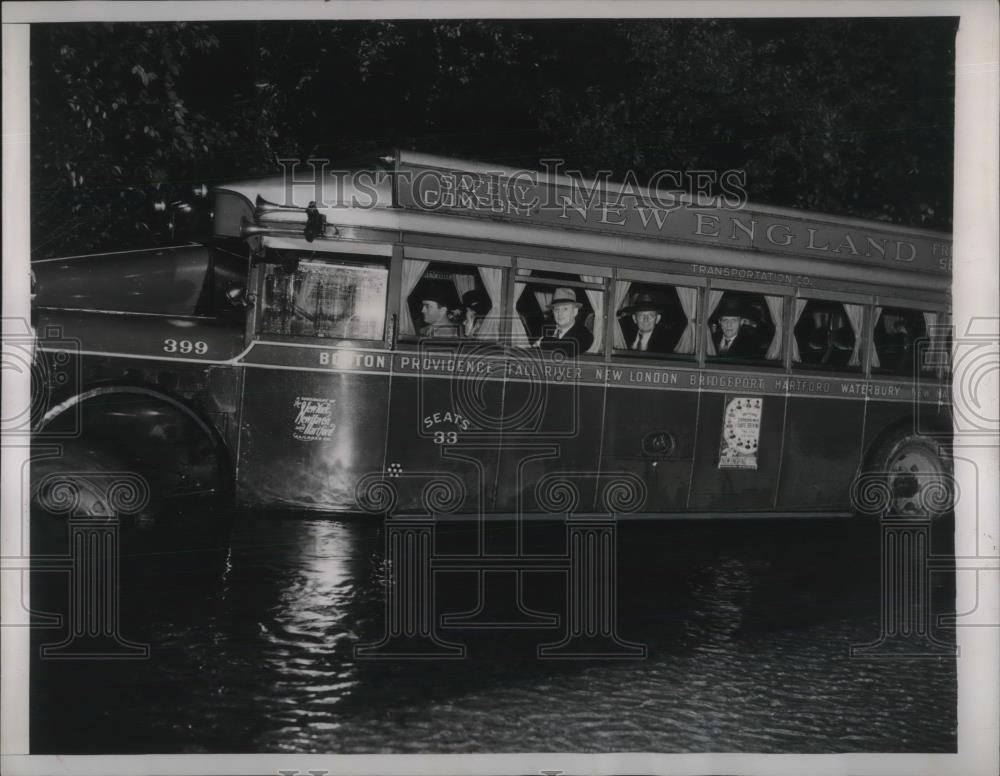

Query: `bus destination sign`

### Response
(395, 160, 952, 276)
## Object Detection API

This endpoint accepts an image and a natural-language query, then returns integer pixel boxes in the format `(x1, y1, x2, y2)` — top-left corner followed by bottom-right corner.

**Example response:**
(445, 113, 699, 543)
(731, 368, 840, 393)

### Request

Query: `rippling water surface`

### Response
(31, 511, 956, 753)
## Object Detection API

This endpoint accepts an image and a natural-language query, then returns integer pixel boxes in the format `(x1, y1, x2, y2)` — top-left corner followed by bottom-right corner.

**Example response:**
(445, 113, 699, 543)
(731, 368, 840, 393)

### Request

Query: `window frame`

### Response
(868, 298, 950, 381)
(609, 268, 706, 364)
(510, 256, 610, 356)
(397, 247, 512, 344)
(703, 279, 794, 369)
(789, 290, 873, 375)
(252, 248, 393, 346)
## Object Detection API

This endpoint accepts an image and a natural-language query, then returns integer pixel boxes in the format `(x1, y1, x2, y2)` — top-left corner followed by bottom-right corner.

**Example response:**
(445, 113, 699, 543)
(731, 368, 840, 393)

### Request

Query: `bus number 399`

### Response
(163, 339, 208, 355)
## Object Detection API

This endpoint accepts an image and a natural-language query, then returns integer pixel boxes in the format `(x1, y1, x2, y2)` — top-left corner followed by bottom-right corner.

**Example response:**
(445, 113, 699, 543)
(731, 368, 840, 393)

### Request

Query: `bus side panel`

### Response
(776, 396, 866, 510)
(687, 392, 786, 511)
(493, 381, 606, 514)
(383, 372, 502, 516)
(236, 369, 389, 511)
(600, 385, 698, 511)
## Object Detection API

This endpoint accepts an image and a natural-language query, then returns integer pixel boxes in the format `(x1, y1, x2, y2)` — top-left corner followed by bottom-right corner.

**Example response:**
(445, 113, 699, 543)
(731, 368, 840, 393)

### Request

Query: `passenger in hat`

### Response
(712, 296, 760, 358)
(460, 289, 492, 339)
(620, 292, 673, 354)
(419, 284, 460, 338)
(539, 287, 594, 356)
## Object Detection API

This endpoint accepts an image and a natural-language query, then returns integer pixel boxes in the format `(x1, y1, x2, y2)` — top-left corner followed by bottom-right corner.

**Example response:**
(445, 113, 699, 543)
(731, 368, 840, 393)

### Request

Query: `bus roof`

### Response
(217, 150, 952, 278)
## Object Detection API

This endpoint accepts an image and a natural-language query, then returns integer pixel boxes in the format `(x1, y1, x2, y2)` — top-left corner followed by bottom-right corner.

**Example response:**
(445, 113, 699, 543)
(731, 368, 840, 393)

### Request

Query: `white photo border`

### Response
(2, 2, 997, 775)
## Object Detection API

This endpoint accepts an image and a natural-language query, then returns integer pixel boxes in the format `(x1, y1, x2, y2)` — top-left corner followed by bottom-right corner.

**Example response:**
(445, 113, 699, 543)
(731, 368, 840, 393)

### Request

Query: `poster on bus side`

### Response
(718, 396, 763, 469)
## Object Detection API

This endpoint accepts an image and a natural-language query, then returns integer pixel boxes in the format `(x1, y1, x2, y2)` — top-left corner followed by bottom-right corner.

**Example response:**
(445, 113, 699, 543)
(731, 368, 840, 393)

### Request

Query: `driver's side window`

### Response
(259, 250, 389, 340)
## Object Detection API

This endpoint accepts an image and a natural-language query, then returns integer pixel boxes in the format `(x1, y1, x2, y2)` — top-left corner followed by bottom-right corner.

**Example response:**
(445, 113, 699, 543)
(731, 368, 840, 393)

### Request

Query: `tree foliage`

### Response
(31, 18, 956, 258)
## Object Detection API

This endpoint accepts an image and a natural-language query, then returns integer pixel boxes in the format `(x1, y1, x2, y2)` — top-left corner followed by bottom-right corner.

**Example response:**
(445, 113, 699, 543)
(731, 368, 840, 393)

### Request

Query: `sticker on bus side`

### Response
(292, 396, 337, 441)
(718, 396, 763, 470)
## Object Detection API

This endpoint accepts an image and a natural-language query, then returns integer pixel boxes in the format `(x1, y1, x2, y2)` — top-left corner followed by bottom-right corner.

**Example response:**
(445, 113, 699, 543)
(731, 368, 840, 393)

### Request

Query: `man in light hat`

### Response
(621, 292, 673, 353)
(419, 284, 460, 338)
(539, 287, 594, 356)
(712, 296, 759, 357)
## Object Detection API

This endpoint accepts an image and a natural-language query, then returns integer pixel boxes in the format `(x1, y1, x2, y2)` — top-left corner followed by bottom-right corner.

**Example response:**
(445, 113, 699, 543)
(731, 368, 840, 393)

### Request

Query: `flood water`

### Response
(30, 509, 957, 754)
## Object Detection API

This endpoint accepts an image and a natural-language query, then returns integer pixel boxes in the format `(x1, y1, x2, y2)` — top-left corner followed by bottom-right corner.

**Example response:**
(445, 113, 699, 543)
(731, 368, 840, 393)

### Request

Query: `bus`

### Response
(30, 151, 953, 524)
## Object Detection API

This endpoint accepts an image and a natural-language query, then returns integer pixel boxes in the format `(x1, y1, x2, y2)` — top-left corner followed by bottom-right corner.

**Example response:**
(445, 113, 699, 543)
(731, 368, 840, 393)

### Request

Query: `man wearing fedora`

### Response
(419, 284, 461, 338)
(621, 292, 674, 354)
(712, 296, 760, 357)
(539, 287, 594, 356)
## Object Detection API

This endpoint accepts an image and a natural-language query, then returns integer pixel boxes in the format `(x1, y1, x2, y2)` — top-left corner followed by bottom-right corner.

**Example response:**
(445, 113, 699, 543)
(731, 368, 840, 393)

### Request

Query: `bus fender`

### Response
(33, 382, 233, 510)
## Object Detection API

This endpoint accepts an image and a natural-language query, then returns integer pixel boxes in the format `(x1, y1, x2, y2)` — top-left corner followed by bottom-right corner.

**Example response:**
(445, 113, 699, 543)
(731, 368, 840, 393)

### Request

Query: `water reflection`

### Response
(31, 512, 957, 754)
(256, 520, 361, 723)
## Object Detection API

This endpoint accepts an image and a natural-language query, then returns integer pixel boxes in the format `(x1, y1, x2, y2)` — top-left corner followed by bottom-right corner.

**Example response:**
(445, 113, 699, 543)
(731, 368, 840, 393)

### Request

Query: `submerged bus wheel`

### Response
(864, 433, 953, 519)
(32, 388, 235, 566)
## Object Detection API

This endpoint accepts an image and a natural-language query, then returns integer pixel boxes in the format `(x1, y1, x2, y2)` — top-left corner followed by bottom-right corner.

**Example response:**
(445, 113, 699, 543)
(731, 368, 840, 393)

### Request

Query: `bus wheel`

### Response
(868, 433, 953, 519)
(31, 435, 234, 577)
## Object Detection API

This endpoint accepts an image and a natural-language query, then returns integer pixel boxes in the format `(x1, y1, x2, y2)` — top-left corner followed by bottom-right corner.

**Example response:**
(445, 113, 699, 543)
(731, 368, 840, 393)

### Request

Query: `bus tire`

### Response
(858, 431, 953, 520)
(32, 438, 235, 580)
(32, 389, 236, 572)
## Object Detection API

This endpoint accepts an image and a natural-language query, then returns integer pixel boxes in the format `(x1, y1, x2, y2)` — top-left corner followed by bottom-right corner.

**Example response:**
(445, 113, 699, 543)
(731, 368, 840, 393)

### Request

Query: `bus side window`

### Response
(513, 269, 606, 355)
(260, 252, 388, 340)
(401, 260, 505, 340)
(871, 306, 934, 377)
(705, 291, 783, 362)
(791, 299, 862, 371)
(613, 281, 697, 356)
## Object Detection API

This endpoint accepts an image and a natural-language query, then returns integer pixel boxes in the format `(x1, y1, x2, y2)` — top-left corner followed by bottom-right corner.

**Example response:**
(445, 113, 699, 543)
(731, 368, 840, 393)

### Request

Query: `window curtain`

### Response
(612, 281, 632, 349)
(704, 289, 725, 356)
(534, 289, 554, 313)
(934, 311, 953, 379)
(400, 259, 429, 334)
(476, 266, 504, 339)
(922, 311, 939, 376)
(845, 303, 866, 367)
(513, 269, 533, 345)
(868, 306, 882, 368)
(764, 295, 784, 360)
(452, 272, 476, 299)
(674, 286, 698, 355)
(789, 298, 810, 362)
(580, 275, 604, 353)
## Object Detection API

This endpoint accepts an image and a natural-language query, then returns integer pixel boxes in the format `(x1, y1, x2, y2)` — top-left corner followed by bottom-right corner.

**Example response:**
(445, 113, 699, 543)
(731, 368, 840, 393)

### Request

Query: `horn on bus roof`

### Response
(245, 196, 338, 242)
(255, 194, 311, 215)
